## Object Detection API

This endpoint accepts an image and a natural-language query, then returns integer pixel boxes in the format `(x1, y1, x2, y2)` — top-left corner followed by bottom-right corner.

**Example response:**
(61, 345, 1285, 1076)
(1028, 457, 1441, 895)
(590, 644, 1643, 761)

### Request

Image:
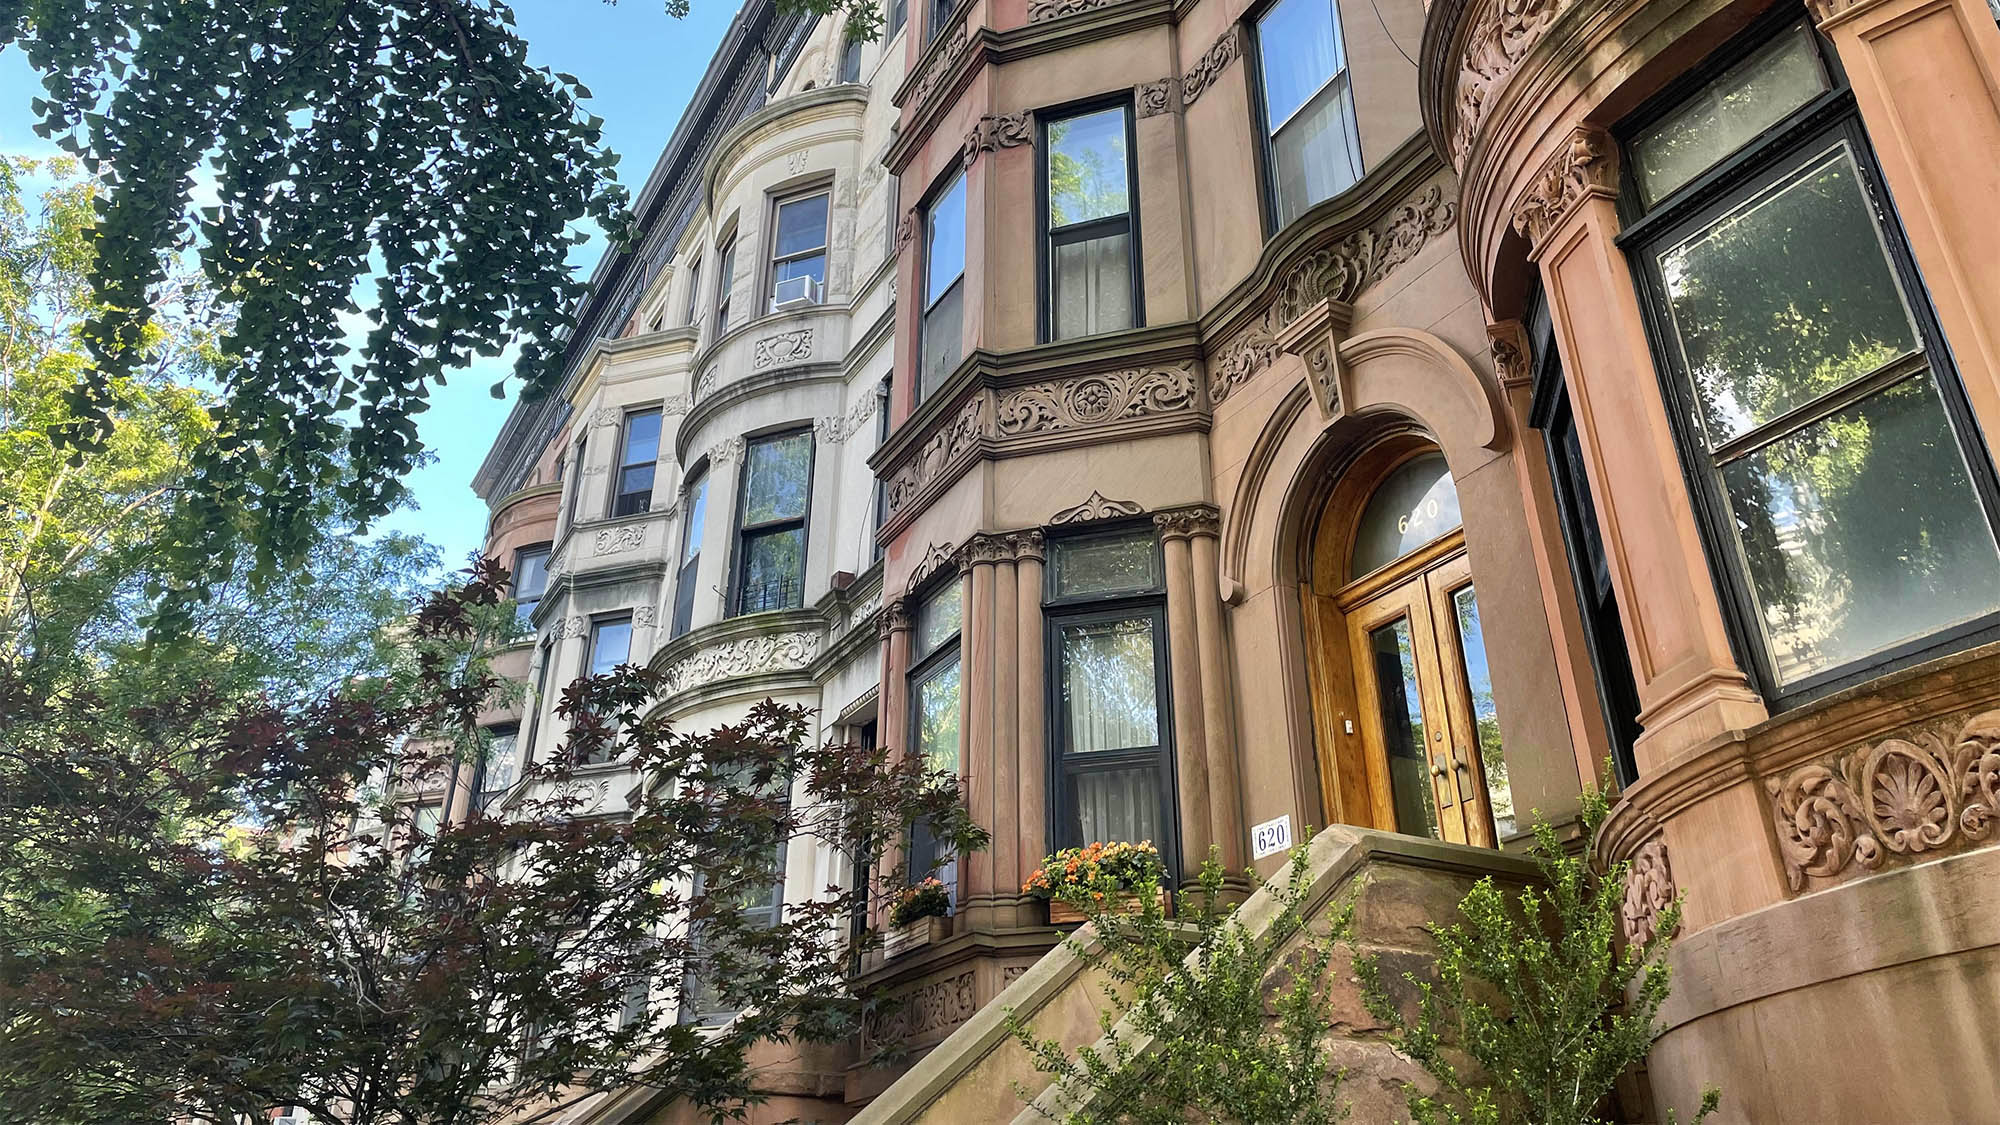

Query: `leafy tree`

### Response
(0, 559, 984, 1125)
(1355, 787, 1719, 1125)
(1013, 843, 1355, 1124)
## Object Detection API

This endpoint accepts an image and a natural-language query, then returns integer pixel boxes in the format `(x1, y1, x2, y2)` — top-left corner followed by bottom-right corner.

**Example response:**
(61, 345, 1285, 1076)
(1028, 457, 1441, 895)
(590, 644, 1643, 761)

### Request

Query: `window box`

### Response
(883, 913, 952, 958)
(1047, 887, 1168, 926)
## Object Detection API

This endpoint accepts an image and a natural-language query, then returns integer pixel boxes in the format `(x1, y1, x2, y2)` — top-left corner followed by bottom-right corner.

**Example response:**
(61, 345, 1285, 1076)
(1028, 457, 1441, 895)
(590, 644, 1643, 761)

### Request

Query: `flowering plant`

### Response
(1021, 841, 1163, 901)
(889, 877, 951, 927)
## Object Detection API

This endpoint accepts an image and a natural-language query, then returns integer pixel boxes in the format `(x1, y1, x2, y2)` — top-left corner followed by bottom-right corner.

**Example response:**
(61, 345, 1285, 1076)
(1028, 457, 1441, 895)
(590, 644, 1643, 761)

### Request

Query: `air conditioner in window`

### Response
(771, 275, 821, 311)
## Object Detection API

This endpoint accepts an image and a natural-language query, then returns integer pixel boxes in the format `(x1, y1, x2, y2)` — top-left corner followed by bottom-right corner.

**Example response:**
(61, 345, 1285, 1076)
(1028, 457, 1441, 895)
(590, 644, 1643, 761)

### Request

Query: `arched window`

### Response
(838, 35, 862, 84)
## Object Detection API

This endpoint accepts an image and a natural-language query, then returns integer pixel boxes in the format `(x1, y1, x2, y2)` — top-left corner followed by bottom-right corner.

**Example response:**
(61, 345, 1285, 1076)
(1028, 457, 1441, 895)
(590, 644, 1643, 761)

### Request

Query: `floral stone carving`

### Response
(1052, 491, 1145, 524)
(866, 970, 977, 1048)
(1620, 839, 1677, 947)
(752, 327, 814, 369)
(1766, 709, 2000, 892)
(658, 631, 823, 697)
(994, 363, 1198, 436)
(885, 395, 987, 514)
(962, 112, 1031, 167)
(1509, 126, 1614, 249)
(1181, 26, 1242, 106)
(593, 525, 647, 556)
(1450, 0, 1576, 166)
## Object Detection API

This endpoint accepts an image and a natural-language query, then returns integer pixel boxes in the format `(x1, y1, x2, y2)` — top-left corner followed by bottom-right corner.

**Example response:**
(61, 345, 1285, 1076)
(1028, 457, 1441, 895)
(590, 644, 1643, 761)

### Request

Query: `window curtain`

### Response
(1072, 766, 1161, 846)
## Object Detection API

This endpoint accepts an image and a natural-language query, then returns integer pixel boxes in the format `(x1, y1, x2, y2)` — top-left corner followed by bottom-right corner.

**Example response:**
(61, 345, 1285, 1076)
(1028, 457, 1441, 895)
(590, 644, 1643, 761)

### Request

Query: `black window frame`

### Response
(917, 167, 968, 406)
(673, 463, 710, 639)
(683, 254, 703, 327)
(1244, 0, 1366, 236)
(511, 542, 552, 628)
(887, 0, 906, 38)
(609, 406, 663, 518)
(905, 573, 964, 897)
(1615, 8, 2000, 709)
(731, 429, 815, 616)
(1041, 522, 1178, 882)
(767, 189, 832, 311)
(1035, 97, 1144, 344)
(564, 432, 588, 530)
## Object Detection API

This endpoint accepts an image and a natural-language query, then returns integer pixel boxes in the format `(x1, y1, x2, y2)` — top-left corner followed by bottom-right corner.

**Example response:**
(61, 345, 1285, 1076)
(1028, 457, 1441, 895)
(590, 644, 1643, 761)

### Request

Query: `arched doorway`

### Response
(1302, 435, 1515, 847)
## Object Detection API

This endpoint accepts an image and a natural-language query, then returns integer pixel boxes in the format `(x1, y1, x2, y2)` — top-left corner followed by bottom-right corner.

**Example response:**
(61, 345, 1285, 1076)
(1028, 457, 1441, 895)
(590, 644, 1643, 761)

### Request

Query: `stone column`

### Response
(1511, 126, 1767, 772)
(1013, 532, 1048, 903)
(1157, 509, 1214, 876)
(1185, 509, 1244, 873)
(874, 599, 913, 931)
(1812, 0, 2000, 445)
(961, 538, 1002, 916)
(990, 543, 1021, 928)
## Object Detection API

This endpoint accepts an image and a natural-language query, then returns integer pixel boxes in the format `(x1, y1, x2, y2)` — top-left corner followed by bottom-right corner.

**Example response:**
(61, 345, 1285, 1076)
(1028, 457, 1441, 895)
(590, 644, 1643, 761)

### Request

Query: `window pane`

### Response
(775, 194, 829, 259)
(1052, 532, 1159, 598)
(590, 619, 633, 676)
(484, 728, 519, 795)
(774, 252, 826, 290)
(1258, 0, 1343, 127)
(1271, 74, 1362, 227)
(1720, 373, 2000, 684)
(742, 433, 812, 524)
(622, 410, 663, 466)
(1060, 617, 1159, 753)
(839, 37, 862, 83)
(1450, 586, 1513, 840)
(716, 239, 736, 321)
(1070, 765, 1161, 846)
(739, 527, 805, 612)
(1631, 24, 1828, 206)
(921, 280, 964, 398)
(926, 172, 967, 307)
(615, 463, 655, 516)
(1659, 146, 1920, 447)
(682, 474, 708, 563)
(685, 259, 701, 323)
(1047, 108, 1129, 228)
(917, 579, 963, 659)
(673, 558, 699, 638)
(915, 657, 961, 774)
(1369, 618, 1439, 839)
(515, 547, 550, 600)
(1052, 231, 1133, 340)
(1351, 453, 1463, 579)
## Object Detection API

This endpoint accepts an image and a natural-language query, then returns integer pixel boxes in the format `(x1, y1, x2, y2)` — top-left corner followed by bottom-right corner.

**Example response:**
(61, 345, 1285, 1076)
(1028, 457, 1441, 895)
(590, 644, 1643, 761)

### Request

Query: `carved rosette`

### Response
(962, 112, 1031, 167)
(1136, 78, 1179, 118)
(633, 606, 658, 627)
(1153, 504, 1221, 541)
(1051, 490, 1146, 524)
(1766, 710, 2000, 892)
(1449, 0, 1575, 166)
(1181, 26, 1243, 106)
(1510, 126, 1616, 250)
(995, 363, 1199, 436)
(659, 631, 823, 697)
(1620, 839, 1677, 947)
(752, 327, 814, 370)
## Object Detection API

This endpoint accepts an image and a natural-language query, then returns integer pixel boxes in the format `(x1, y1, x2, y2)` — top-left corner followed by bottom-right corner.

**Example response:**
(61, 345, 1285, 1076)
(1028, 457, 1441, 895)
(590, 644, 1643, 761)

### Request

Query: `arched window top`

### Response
(1350, 453, 1462, 580)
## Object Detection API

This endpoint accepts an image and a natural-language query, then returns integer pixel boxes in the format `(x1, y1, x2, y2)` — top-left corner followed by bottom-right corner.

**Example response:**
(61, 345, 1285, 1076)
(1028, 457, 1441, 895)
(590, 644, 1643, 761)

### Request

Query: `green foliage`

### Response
(1355, 787, 1719, 1125)
(1013, 842, 1354, 1125)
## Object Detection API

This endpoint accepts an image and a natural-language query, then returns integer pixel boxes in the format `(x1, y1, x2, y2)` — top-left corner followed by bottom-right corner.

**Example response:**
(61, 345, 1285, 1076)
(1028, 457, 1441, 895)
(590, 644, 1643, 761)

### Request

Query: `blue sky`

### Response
(0, 0, 745, 570)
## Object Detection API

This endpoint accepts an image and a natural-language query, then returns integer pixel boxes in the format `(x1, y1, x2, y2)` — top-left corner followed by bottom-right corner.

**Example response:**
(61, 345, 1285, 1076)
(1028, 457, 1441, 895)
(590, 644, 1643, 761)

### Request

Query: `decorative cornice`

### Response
(961, 112, 1032, 168)
(1027, 0, 1119, 21)
(1510, 126, 1615, 250)
(1135, 77, 1179, 118)
(994, 363, 1199, 437)
(751, 327, 815, 370)
(1051, 491, 1146, 524)
(1152, 503, 1221, 541)
(885, 395, 988, 517)
(1445, 0, 1579, 168)
(1180, 25, 1242, 107)
(658, 630, 823, 698)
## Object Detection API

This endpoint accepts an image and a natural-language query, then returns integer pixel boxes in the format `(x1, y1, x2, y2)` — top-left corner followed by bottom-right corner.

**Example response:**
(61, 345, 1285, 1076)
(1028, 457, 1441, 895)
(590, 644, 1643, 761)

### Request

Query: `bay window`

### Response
(672, 467, 708, 638)
(769, 191, 830, 309)
(1623, 17, 2000, 702)
(907, 577, 963, 896)
(1041, 104, 1138, 341)
(733, 430, 812, 614)
(920, 171, 967, 402)
(1253, 0, 1363, 228)
(1045, 528, 1175, 870)
(610, 407, 662, 518)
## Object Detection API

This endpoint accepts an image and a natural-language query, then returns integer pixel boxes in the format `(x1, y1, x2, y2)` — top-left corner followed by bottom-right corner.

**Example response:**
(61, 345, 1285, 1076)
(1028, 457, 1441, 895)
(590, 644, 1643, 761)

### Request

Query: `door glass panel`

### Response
(1450, 586, 1514, 840)
(1351, 454, 1463, 579)
(1629, 24, 1828, 206)
(1369, 617, 1439, 839)
(1060, 617, 1160, 753)
(1658, 145, 1920, 448)
(1070, 765, 1162, 846)
(1719, 373, 2000, 684)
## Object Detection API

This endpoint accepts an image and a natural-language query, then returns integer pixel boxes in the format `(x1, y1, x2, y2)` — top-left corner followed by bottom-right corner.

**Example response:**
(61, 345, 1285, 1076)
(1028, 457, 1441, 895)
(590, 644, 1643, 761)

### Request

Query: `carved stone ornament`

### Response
(886, 395, 987, 514)
(815, 397, 878, 444)
(1181, 26, 1243, 107)
(909, 21, 970, 111)
(1275, 297, 1353, 421)
(865, 970, 977, 1048)
(591, 406, 622, 427)
(1510, 126, 1616, 250)
(963, 533, 1013, 568)
(659, 631, 823, 697)
(551, 777, 613, 815)
(995, 363, 1199, 437)
(1209, 182, 1457, 404)
(962, 112, 1032, 168)
(707, 435, 747, 464)
(633, 606, 658, 627)
(660, 392, 693, 416)
(1620, 839, 1678, 947)
(752, 327, 815, 370)
(693, 369, 719, 402)
(1027, 0, 1114, 21)
(1006, 528, 1046, 561)
(879, 598, 913, 638)
(561, 616, 588, 640)
(907, 541, 962, 594)
(1450, 0, 1577, 167)
(1051, 491, 1146, 524)
(896, 211, 917, 250)
(1487, 319, 1531, 389)
(1136, 78, 1180, 118)
(593, 524, 647, 556)
(1152, 504, 1221, 540)
(1766, 709, 2000, 892)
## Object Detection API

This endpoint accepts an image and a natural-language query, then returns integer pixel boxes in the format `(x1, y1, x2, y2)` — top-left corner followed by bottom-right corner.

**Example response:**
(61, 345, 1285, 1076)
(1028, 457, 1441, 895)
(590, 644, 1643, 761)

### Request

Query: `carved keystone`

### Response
(1275, 297, 1353, 421)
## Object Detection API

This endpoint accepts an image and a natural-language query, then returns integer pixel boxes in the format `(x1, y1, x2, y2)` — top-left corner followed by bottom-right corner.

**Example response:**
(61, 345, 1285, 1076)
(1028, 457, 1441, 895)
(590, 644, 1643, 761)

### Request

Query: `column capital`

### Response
(960, 532, 1012, 571)
(1153, 504, 1222, 542)
(1006, 528, 1045, 562)
(1511, 125, 1619, 253)
(879, 598, 912, 638)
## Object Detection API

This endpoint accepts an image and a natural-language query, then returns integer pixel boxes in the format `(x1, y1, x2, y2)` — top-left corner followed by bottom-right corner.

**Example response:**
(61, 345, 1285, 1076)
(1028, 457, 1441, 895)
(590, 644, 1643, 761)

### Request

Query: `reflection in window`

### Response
(1350, 454, 1463, 579)
(908, 579, 963, 898)
(838, 35, 862, 83)
(673, 469, 707, 638)
(1256, 0, 1364, 227)
(513, 544, 551, 627)
(1450, 587, 1513, 839)
(1044, 106, 1136, 340)
(1369, 618, 1438, 840)
(714, 235, 737, 326)
(921, 172, 967, 401)
(611, 408, 662, 517)
(1629, 24, 1828, 206)
(735, 432, 812, 614)
(483, 724, 520, 798)
(589, 616, 633, 678)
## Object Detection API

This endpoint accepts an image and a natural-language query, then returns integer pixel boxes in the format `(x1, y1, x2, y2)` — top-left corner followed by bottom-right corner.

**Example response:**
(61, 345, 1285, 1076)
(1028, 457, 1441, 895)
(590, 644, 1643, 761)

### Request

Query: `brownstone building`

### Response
(471, 0, 2000, 1113)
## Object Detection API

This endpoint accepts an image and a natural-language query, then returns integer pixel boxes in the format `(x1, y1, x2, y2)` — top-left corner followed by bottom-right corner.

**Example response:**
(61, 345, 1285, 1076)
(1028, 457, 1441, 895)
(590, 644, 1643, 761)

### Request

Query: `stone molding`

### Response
(885, 394, 989, 516)
(1136, 78, 1180, 118)
(751, 327, 815, 370)
(1026, 0, 1117, 21)
(961, 112, 1031, 168)
(1620, 838, 1677, 946)
(1446, 0, 1579, 167)
(1509, 126, 1616, 250)
(908, 20, 971, 112)
(591, 406, 622, 427)
(994, 363, 1198, 437)
(1766, 709, 2000, 892)
(1152, 504, 1221, 541)
(1275, 297, 1353, 421)
(1181, 25, 1243, 107)
(657, 630, 823, 698)
(593, 524, 647, 556)
(1487, 319, 1531, 390)
(815, 396, 879, 444)
(907, 541, 962, 594)
(1051, 490, 1146, 524)
(1210, 183, 1457, 405)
